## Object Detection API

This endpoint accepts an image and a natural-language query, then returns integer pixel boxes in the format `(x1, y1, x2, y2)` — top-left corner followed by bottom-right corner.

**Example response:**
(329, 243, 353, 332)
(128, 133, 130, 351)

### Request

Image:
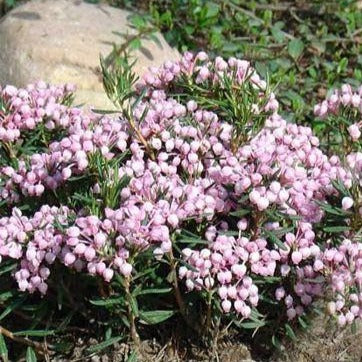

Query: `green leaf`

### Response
(105, 327, 112, 341)
(288, 39, 304, 60)
(337, 58, 348, 73)
(129, 295, 139, 317)
(0, 261, 17, 276)
(205, 2, 219, 18)
(263, 229, 288, 251)
(178, 237, 209, 245)
(238, 320, 266, 329)
(0, 334, 8, 362)
(0, 291, 15, 302)
(14, 330, 55, 337)
(304, 276, 325, 284)
(285, 323, 297, 340)
(331, 179, 350, 197)
(229, 209, 250, 217)
(0, 296, 26, 321)
(89, 297, 123, 306)
(128, 14, 147, 29)
(298, 316, 308, 329)
(351, 320, 357, 334)
(271, 334, 282, 350)
(139, 310, 175, 325)
(86, 336, 123, 354)
(26, 347, 37, 362)
(126, 350, 138, 362)
(91, 109, 121, 115)
(323, 226, 351, 233)
(129, 38, 142, 50)
(315, 201, 347, 216)
(134, 287, 172, 296)
(271, 24, 285, 43)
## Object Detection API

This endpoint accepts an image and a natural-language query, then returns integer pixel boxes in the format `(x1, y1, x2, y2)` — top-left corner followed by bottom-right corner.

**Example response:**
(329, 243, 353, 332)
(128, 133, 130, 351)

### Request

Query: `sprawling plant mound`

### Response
(0, 53, 360, 358)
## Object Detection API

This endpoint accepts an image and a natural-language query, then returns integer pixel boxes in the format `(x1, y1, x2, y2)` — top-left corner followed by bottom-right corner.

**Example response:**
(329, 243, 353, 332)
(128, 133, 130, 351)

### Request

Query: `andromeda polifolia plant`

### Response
(0, 52, 360, 359)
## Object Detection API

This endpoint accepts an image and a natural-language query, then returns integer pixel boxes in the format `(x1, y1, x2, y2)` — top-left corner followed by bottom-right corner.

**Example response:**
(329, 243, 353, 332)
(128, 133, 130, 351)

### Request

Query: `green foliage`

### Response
(4, 0, 361, 127)
(142, 0, 361, 125)
(25, 347, 37, 362)
(0, 0, 361, 360)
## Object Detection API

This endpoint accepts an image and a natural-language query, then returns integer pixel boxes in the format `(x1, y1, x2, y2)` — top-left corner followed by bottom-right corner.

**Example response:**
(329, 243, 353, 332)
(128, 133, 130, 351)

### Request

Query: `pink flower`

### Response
(348, 124, 361, 141)
(341, 197, 354, 210)
(221, 299, 232, 313)
(291, 251, 303, 265)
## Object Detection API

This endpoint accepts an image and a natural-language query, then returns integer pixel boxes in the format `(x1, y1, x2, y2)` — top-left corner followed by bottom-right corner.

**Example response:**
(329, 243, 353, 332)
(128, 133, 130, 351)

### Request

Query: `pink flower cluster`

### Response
(0, 82, 75, 142)
(314, 84, 362, 142)
(0, 52, 360, 330)
(179, 219, 326, 318)
(0, 114, 129, 203)
(1, 205, 70, 294)
(324, 239, 362, 326)
(179, 225, 277, 317)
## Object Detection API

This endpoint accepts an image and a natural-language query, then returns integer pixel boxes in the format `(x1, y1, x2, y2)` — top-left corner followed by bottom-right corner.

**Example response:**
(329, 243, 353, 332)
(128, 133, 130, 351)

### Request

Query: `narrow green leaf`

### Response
(26, 347, 37, 362)
(178, 237, 209, 245)
(238, 320, 266, 329)
(89, 297, 123, 306)
(351, 320, 357, 334)
(272, 334, 282, 350)
(14, 330, 55, 337)
(331, 179, 350, 197)
(0, 334, 8, 362)
(263, 229, 288, 251)
(0, 261, 17, 276)
(229, 209, 251, 217)
(315, 201, 347, 216)
(134, 288, 172, 296)
(126, 350, 138, 362)
(323, 226, 351, 233)
(0, 296, 26, 321)
(139, 310, 175, 325)
(86, 336, 123, 354)
(129, 295, 139, 317)
(298, 316, 307, 329)
(285, 323, 297, 340)
(0, 291, 15, 302)
(91, 109, 121, 115)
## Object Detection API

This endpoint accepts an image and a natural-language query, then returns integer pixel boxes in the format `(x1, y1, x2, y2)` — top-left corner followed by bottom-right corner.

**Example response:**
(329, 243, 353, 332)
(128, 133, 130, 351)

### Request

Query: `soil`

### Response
(272, 316, 362, 362)
(53, 337, 254, 362)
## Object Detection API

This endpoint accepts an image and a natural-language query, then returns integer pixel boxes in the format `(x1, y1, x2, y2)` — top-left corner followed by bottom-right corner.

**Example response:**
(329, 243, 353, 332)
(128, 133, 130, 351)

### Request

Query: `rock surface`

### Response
(0, 0, 179, 108)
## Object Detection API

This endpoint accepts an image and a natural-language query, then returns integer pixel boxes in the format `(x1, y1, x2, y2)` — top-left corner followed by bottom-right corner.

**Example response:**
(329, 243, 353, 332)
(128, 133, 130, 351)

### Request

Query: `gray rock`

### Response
(0, 0, 179, 109)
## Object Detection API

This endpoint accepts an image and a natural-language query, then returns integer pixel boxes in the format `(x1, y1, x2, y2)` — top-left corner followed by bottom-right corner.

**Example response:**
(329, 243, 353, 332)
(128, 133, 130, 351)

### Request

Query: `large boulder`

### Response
(0, 0, 179, 109)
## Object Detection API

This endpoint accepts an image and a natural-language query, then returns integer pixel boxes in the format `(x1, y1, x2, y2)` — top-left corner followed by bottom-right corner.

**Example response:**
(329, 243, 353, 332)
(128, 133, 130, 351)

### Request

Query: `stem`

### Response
(0, 325, 48, 355)
(206, 289, 212, 331)
(3, 142, 16, 161)
(168, 249, 186, 317)
(104, 27, 156, 69)
(126, 110, 155, 161)
(168, 249, 202, 333)
(124, 277, 140, 347)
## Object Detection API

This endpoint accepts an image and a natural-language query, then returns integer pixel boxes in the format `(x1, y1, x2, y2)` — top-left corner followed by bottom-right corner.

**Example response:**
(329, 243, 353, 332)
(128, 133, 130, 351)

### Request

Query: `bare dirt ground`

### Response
(272, 317, 362, 362)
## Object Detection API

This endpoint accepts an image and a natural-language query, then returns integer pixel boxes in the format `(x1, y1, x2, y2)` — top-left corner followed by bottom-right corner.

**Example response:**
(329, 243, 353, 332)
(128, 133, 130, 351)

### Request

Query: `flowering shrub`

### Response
(0, 52, 361, 357)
